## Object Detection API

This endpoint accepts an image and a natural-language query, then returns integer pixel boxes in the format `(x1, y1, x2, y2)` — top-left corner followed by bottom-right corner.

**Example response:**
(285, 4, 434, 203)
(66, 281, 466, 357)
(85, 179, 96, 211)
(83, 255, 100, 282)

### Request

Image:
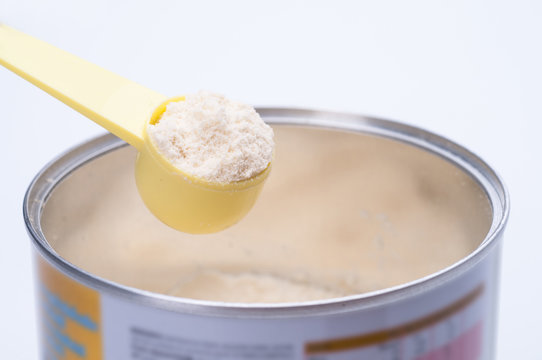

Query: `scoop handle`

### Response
(0, 25, 167, 149)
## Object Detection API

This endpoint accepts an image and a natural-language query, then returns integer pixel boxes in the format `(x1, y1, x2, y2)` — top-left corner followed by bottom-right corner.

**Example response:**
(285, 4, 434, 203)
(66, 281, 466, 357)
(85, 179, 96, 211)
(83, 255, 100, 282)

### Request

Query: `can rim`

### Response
(23, 107, 509, 318)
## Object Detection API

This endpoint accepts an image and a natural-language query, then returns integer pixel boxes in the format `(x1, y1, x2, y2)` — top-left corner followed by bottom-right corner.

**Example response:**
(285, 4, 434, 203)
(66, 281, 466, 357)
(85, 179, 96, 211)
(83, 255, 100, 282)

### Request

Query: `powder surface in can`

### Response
(42, 126, 492, 303)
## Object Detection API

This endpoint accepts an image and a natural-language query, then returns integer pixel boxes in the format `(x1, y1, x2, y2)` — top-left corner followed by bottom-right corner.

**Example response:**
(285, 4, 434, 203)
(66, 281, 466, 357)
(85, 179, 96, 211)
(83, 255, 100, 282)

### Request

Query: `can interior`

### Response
(40, 125, 492, 303)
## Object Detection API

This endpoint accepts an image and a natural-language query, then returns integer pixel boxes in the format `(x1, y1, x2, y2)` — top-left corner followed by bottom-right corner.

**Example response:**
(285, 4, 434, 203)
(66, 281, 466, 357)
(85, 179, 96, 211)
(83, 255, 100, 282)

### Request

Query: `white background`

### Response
(0, 1, 540, 359)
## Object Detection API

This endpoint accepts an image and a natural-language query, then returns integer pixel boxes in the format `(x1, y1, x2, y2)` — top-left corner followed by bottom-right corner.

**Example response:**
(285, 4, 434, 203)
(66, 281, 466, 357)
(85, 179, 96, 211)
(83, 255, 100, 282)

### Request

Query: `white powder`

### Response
(147, 92, 274, 183)
(168, 270, 345, 303)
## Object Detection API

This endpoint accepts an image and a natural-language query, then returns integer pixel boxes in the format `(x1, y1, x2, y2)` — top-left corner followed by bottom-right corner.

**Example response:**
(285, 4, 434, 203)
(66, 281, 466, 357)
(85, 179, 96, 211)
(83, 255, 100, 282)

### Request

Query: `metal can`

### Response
(24, 108, 509, 360)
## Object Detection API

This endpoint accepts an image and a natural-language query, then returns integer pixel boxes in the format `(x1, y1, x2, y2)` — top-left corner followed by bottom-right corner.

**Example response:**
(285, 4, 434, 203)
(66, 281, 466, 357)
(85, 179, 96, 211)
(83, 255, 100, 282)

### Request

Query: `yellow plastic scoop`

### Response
(0, 25, 271, 234)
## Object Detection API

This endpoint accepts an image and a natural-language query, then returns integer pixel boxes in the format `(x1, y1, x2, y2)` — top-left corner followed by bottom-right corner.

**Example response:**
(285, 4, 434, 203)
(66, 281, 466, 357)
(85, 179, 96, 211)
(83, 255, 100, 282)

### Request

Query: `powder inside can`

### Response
(147, 92, 274, 183)
(42, 127, 492, 303)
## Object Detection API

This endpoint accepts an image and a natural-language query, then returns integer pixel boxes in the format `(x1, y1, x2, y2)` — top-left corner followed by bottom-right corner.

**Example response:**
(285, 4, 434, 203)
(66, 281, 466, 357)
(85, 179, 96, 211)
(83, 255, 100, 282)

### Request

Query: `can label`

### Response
(305, 285, 484, 359)
(38, 256, 102, 360)
(36, 248, 498, 360)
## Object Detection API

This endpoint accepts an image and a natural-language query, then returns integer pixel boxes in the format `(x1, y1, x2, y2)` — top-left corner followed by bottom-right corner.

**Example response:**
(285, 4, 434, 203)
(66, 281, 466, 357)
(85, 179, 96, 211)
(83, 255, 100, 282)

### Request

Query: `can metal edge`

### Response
(23, 107, 509, 319)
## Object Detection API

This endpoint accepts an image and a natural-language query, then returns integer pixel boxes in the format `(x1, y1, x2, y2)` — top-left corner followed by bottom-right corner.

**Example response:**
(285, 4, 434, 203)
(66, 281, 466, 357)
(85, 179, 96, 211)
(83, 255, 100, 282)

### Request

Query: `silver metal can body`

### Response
(24, 108, 508, 360)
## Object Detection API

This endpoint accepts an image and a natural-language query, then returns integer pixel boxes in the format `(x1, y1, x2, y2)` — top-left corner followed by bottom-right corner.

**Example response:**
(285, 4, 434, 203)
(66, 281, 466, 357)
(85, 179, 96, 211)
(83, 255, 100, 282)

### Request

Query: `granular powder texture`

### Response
(147, 92, 274, 183)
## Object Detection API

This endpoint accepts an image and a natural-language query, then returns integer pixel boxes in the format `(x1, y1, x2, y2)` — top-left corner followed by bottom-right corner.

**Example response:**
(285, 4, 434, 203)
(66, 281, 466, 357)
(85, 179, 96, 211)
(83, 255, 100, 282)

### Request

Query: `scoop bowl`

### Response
(136, 97, 272, 233)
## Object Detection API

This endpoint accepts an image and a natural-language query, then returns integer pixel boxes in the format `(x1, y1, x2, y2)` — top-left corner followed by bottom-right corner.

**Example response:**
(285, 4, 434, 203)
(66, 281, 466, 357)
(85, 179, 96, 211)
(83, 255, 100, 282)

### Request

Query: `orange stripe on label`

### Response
(305, 284, 484, 355)
(37, 253, 102, 360)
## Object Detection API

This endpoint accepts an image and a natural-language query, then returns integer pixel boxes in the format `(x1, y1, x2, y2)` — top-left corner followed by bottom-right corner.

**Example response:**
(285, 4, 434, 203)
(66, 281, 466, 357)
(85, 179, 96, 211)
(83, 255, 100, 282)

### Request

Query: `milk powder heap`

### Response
(147, 92, 274, 183)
